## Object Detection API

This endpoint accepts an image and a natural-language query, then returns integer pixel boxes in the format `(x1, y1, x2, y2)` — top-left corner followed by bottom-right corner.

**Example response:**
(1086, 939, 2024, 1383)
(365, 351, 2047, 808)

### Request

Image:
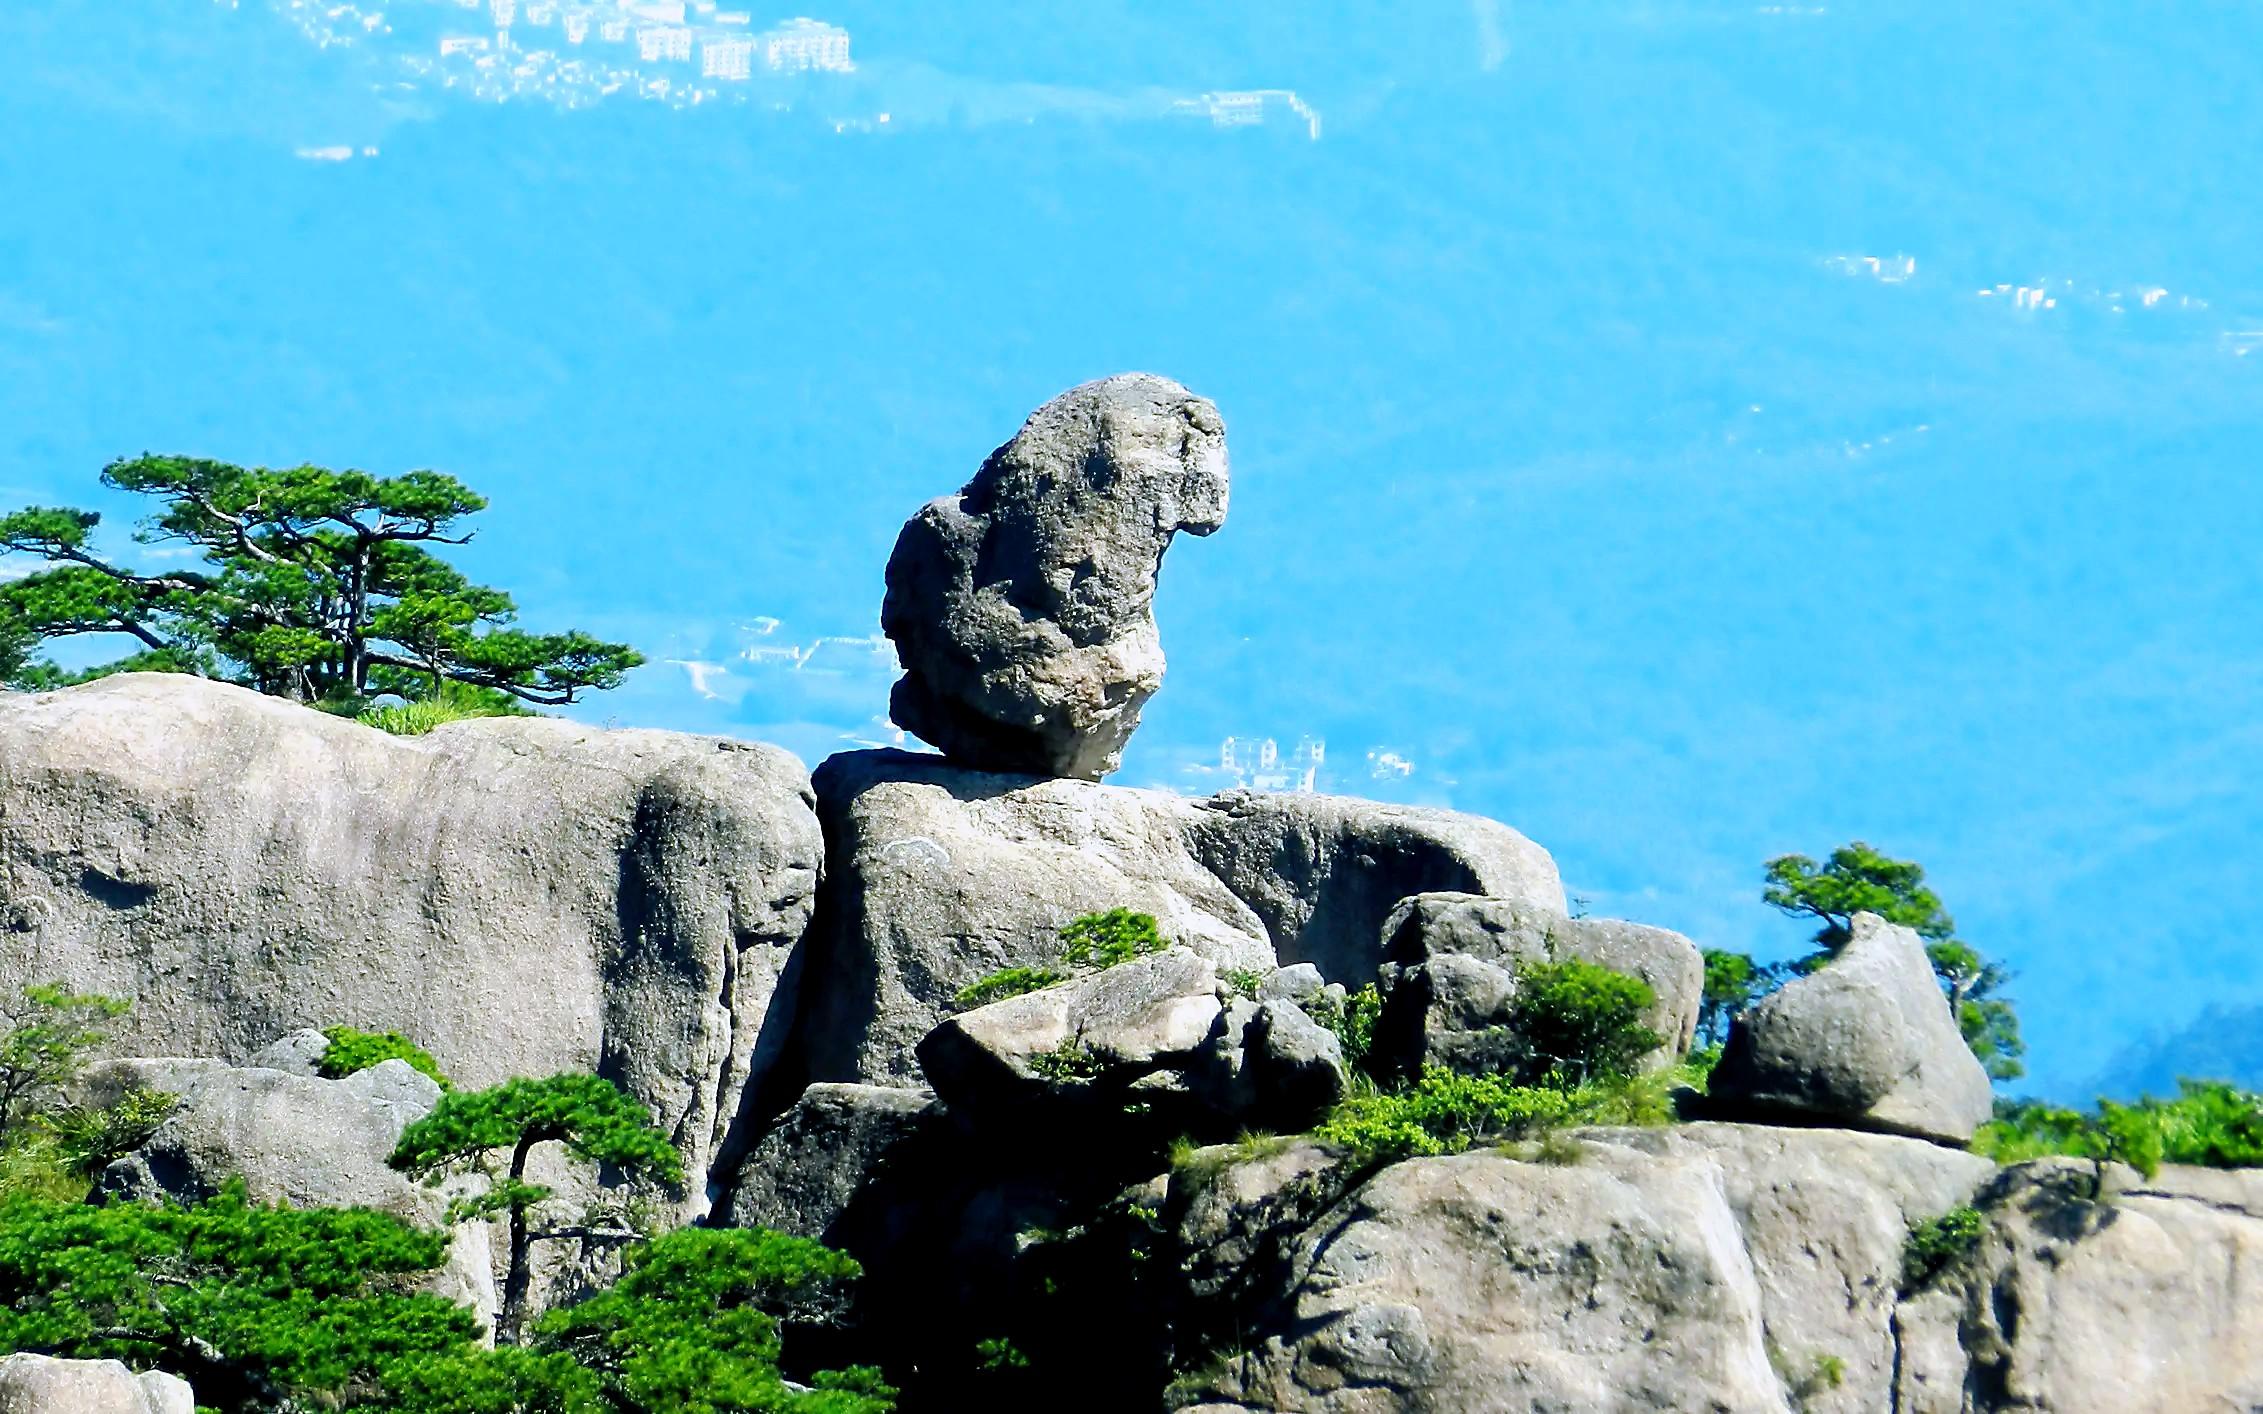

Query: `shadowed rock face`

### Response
(881, 373, 1229, 780)
(0, 673, 822, 1209)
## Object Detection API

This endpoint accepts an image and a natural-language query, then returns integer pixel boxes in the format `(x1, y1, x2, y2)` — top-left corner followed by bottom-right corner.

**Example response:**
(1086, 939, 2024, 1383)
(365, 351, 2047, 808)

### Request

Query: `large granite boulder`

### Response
(0, 674, 822, 1203)
(1189, 1148, 1786, 1412)
(881, 373, 1229, 780)
(795, 749, 1563, 1087)
(0, 1355, 192, 1414)
(87, 1055, 497, 1324)
(1708, 912, 1992, 1144)
(1370, 892, 1703, 1081)
(1895, 1159, 2263, 1413)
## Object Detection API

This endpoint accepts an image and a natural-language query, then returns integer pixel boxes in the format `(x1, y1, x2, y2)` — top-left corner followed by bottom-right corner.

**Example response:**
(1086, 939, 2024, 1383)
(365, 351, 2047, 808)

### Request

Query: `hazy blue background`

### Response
(3, 2, 2258, 1099)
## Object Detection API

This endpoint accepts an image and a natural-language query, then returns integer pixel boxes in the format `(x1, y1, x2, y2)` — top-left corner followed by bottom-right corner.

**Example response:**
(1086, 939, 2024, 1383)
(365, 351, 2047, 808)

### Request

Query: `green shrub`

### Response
(0, 984, 129, 1129)
(1305, 984, 1383, 1073)
(355, 681, 538, 737)
(1027, 1041, 1107, 1083)
(318, 1026, 453, 1090)
(1900, 1206, 1985, 1292)
(0, 1180, 478, 1408)
(1220, 967, 1268, 1000)
(952, 967, 1066, 1012)
(1505, 957, 1663, 1088)
(0, 1183, 893, 1414)
(37, 1086, 177, 1177)
(1971, 1081, 2263, 1178)
(1315, 1069, 1582, 1164)
(1057, 909, 1165, 969)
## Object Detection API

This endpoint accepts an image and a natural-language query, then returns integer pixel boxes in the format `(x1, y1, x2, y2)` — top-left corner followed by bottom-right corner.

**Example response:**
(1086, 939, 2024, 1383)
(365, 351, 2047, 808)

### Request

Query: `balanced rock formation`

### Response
(794, 749, 1565, 1087)
(1709, 911, 1993, 1144)
(881, 373, 1229, 779)
(86, 1055, 497, 1324)
(0, 673, 822, 1206)
(1371, 892, 1703, 1081)
(0, 1355, 193, 1414)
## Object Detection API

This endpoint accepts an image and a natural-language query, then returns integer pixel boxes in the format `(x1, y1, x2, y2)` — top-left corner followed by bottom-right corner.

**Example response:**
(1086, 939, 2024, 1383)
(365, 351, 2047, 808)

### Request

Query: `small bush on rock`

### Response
(950, 911, 1169, 1014)
(1305, 984, 1383, 1074)
(1057, 909, 1165, 969)
(951, 967, 1065, 1012)
(1505, 957, 1663, 1089)
(1900, 1205, 1986, 1292)
(319, 1025, 453, 1089)
(1315, 1070, 1582, 1164)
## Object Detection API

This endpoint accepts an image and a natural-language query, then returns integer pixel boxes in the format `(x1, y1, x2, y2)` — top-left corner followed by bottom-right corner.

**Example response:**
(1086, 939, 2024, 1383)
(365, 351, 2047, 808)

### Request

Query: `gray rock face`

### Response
(0, 673, 823, 1202)
(797, 749, 1563, 1087)
(1179, 795, 1568, 984)
(0, 1355, 192, 1414)
(1198, 1149, 1786, 1413)
(1900, 1159, 2263, 1413)
(1372, 892, 1702, 1080)
(722, 1083, 935, 1241)
(917, 950, 1345, 1132)
(90, 1056, 498, 1326)
(1582, 1122, 1994, 1413)
(1709, 912, 1992, 1144)
(882, 373, 1230, 779)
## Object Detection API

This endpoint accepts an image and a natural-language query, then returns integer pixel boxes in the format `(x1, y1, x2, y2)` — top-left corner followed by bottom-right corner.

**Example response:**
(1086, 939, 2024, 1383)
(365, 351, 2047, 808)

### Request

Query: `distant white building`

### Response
(637, 24, 694, 61)
(702, 34, 753, 78)
(1219, 735, 1325, 793)
(760, 17, 851, 72)
(1172, 89, 1322, 140)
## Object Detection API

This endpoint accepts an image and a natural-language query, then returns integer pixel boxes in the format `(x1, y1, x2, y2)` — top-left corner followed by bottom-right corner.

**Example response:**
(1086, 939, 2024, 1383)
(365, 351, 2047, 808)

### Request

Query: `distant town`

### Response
(225, 0, 1322, 132)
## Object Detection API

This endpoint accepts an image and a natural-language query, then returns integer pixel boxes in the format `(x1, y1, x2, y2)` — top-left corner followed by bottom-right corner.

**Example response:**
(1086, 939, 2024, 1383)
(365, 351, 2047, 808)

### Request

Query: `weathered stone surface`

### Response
(917, 950, 1344, 1133)
(1166, 1137, 1351, 1309)
(0, 673, 823, 1202)
(0, 1355, 192, 1414)
(91, 1056, 497, 1325)
(721, 1083, 936, 1241)
(1194, 1150, 1785, 1413)
(882, 373, 1229, 779)
(1911, 1158, 2263, 1413)
(1371, 892, 1701, 1080)
(799, 750, 1272, 1086)
(1179, 796, 1567, 985)
(918, 948, 1224, 1108)
(1709, 912, 1992, 1144)
(1582, 1122, 1994, 1413)
(796, 749, 1563, 1087)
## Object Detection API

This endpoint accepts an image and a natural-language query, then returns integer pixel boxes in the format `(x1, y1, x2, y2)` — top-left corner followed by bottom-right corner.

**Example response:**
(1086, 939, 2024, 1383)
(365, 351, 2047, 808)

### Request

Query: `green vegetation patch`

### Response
(951, 967, 1065, 1012)
(1973, 1081, 2263, 1177)
(1900, 1205, 1985, 1292)
(318, 1025, 453, 1089)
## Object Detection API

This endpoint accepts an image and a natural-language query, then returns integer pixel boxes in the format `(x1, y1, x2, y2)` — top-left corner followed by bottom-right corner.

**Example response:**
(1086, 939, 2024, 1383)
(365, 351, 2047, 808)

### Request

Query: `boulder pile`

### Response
(3, 375, 2256, 1411)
